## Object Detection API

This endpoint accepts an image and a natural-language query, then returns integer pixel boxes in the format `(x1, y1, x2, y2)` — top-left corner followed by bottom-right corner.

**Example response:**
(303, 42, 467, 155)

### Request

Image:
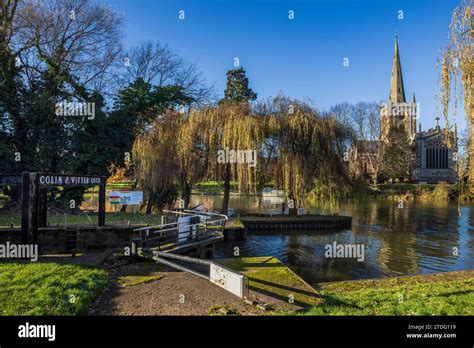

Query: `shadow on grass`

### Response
(248, 284, 315, 308)
(250, 277, 319, 298)
(438, 289, 474, 297)
(302, 293, 363, 315)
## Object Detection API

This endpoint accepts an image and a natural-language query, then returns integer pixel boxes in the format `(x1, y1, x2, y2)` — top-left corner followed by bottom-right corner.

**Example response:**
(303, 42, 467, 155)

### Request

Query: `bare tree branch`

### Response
(123, 41, 216, 106)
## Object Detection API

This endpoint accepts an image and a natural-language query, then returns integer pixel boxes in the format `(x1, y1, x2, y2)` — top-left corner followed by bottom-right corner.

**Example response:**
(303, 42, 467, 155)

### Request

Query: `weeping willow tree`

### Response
(133, 97, 354, 214)
(133, 112, 182, 213)
(261, 96, 352, 209)
(186, 102, 264, 214)
(439, 0, 473, 196)
(177, 110, 208, 209)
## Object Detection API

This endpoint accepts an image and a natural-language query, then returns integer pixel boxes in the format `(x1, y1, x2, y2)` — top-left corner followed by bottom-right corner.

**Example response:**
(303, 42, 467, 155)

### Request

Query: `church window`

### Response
(426, 148, 429, 168)
(425, 139, 448, 169)
(436, 149, 439, 168)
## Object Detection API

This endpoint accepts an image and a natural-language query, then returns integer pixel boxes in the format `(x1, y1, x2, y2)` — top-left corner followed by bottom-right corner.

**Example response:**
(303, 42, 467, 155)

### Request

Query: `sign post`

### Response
(20, 173, 31, 244)
(98, 179, 106, 226)
(20, 173, 107, 243)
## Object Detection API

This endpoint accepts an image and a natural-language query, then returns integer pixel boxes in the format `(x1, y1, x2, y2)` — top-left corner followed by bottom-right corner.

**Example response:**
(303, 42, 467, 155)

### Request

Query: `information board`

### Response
(108, 191, 143, 205)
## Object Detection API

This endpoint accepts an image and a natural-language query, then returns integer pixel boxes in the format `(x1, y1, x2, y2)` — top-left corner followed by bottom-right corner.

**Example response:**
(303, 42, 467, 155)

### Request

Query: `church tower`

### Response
(389, 34, 406, 103)
(380, 34, 418, 142)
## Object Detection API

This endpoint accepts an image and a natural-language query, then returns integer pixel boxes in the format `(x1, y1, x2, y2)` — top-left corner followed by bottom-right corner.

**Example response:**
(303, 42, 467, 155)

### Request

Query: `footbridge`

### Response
(132, 210, 249, 298)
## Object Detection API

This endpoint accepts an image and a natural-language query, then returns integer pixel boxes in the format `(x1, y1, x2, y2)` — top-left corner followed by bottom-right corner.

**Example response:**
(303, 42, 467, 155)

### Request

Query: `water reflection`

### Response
(195, 195, 474, 285)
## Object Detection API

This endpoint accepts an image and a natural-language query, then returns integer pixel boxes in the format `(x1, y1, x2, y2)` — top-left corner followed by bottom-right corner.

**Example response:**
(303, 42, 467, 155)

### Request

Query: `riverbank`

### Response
(366, 182, 459, 201)
(299, 269, 474, 316)
(1, 253, 471, 316)
(90, 255, 320, 315)
(191, 181, 467, 203)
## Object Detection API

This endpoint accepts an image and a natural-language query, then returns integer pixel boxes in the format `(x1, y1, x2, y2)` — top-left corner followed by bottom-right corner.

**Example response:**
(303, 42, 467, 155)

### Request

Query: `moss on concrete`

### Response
(218, 256, 321, 307)
(207, 305, 239, 316)
(225, 218, 245, 229)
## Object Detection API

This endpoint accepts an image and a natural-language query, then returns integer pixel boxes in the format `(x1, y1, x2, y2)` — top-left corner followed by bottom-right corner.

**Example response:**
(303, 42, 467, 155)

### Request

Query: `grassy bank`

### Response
(0, 263, 108, 315)
(299, 270, 473, 316)
(193, 180, 239, 194)
(0, 211, 162, 228)
(219, 256, 321, 307)
(368, 183, 457, 201)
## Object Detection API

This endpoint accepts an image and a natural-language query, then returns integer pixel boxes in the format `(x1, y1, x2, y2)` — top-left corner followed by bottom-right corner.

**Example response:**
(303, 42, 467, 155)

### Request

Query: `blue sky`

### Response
(109, 0, 464, 130)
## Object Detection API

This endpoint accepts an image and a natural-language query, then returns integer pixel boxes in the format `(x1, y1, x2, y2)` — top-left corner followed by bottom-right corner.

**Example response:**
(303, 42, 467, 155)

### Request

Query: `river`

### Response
(189, 194, 474, 285)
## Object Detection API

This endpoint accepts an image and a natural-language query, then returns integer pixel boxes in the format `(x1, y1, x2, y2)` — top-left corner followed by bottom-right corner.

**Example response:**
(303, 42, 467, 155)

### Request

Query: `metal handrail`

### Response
(78, 211, 93, 225)
(134, 211, 227, 232)
(135, 210, 227, 232)
(144, 221, 220, 241)
(134, 209, 228, 246)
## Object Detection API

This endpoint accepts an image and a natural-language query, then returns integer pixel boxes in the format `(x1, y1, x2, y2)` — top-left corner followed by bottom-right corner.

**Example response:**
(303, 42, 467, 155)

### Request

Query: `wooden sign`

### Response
(38, 174, 102, 186)
(20, 172, 106, 244)
(0, 175, 22, 185)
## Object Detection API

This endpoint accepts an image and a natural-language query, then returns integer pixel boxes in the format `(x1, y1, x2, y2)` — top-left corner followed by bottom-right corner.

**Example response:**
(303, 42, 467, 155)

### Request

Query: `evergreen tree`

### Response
(223, 67, 257, 103)
(219, 67, 257, 214)
(380, 125, 412, 181)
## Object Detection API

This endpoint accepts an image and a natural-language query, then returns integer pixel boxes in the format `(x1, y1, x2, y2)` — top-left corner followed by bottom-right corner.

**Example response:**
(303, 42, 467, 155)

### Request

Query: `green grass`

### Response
(369, 183, 457, 201)
(68, 211, 162, 226)
(117, 275, 164, 287)
(218, 256, 321, 307)
(0, 214, 20, 227)
(299, 270, 474, 316)
(0, 212, 163, 228)
(106, 182, 135, 189)
(193, 180, 238, 194)
(0, 262, 108, 315)
(207, 305, 238, 316)
(224, 218, 245, 229)
(430, 183, 450, 200)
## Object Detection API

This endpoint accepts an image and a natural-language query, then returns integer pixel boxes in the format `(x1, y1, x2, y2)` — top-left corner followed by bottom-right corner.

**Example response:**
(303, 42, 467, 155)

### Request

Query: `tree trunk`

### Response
(221, 163, 231, 215)
(289, 208, 298, 216)
(373, 170, 378, 186)
(470, 120, 474, 198)
(182, 181, 191, 209)
(146, 192, 155, 214)
(121, 181, 138, 212)
(288, 193, 297, 216)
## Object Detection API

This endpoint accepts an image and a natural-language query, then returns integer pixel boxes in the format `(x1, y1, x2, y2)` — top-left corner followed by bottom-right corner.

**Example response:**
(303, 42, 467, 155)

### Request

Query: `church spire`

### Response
(389, 33, 406, 103)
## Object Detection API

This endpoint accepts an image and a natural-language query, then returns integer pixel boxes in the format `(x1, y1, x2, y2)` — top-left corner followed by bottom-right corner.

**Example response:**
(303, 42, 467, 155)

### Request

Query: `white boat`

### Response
(261, 188, 285, 204)
(261, 187, 285, 197)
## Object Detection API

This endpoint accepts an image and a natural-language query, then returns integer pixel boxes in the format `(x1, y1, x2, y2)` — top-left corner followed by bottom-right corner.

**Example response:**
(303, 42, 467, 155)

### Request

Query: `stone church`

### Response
(351, 35, 458, 184)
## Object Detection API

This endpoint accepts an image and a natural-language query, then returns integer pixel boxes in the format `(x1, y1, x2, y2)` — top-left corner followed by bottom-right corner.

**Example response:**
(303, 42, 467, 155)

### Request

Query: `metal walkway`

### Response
(134, 209, 227, 253)
(132, 210, 249, 298)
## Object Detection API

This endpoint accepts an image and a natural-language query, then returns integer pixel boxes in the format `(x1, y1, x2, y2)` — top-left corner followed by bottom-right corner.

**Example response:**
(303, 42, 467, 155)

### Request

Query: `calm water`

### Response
(190, 194, 474, 285)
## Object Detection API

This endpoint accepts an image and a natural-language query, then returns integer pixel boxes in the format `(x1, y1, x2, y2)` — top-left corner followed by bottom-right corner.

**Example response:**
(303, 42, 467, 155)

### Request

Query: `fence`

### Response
(134, 209, 228, 251)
